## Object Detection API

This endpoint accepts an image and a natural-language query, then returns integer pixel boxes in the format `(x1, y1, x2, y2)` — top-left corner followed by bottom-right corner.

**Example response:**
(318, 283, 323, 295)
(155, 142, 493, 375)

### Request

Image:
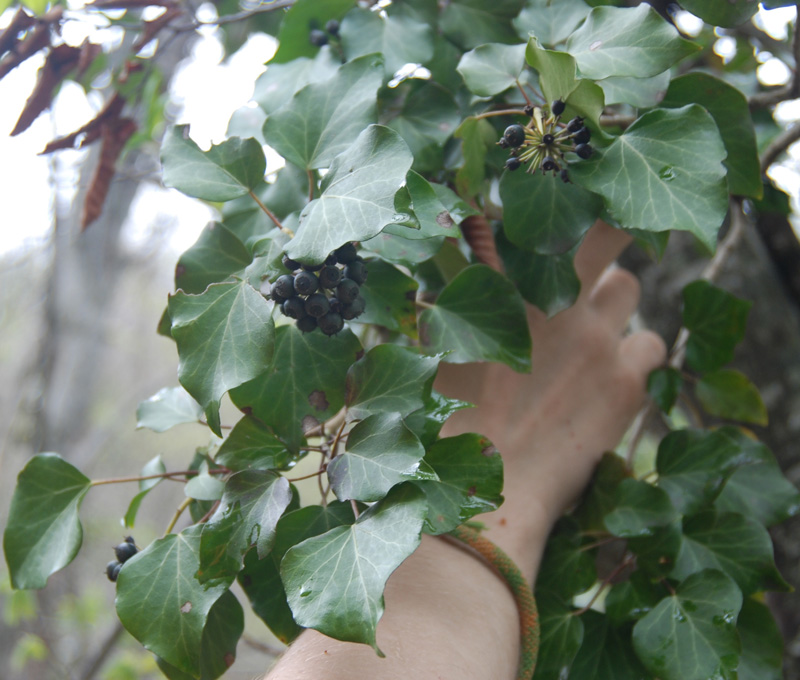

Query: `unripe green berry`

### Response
(294, 271, 319, 296)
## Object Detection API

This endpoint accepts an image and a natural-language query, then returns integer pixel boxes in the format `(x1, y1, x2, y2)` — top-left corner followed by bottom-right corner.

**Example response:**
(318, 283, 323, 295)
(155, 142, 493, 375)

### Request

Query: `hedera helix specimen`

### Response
(3, 2, 800, 679)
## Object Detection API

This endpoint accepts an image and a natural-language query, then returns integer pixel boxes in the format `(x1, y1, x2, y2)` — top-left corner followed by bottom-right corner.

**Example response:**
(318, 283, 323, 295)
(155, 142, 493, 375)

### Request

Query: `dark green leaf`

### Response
(672, 510, 789, 595)
(566, 4, 699, 80)
(570, 612, 651, 680)
(230, 325, 362, 452)
(632, 569, 742, 680)
(598, 72, 670, 108)
(606, 571, 669, 624)
(263, 54, 383, 171)
(238, 502, 356, 645)
(116, 525, 230, 676)
(414, 433, 504, 534)
(457, 43, 526, 96)
(695, 369, 768, 426)
(327, 413, 431, 502)
(454, 116, 495, 198)
(184, 462, 225, 502)
(676, 0, 759, 28)
(285, 125, 413, 264)
(570, 106, 728, 252)
(168, 281, 275, 436)
(400, 171, 460, 240)
(174, 222, 252, 294)
(737, 598, 784, 680)
(124, 455, 166, 529)
(714, 461, 800, 527)
(161, 128, 266, 202)
(361, 232, 444, 267)
(514, 0, 591, 47)
(281, 483, 426, 653)
(355, 259, 419, 337)
(662, 73, 762, 199)
(403, 390, 473, 448)
(419, 264, 531, 372)
(500, 165, 601, 255)
(682, 280, 752, 373)
(536, 518, 596, 600)
(253, 53, 339, 116)
(136, 387, 203, 433)
(440, 0, 524, 50)
(525, 37, 581, 104)
(531, 591, 583, 680)
(603, 479, 679, 538)
(345, 345, 439, 420)
(573, 452, 630, 532)
(214, 415, 293, 472)
(4, 453, 91, 589)
(646, 367, 682, 414)
(627, 520, 683, 577)
(270, 0, 357, 64)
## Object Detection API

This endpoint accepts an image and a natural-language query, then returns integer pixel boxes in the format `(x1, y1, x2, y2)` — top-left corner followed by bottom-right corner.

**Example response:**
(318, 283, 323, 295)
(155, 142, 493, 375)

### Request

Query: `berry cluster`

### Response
(271, 243, 367, 336)
(309, 19, 339, 47)
(499, 100, 594, 181)
(106, 536, 138, 582)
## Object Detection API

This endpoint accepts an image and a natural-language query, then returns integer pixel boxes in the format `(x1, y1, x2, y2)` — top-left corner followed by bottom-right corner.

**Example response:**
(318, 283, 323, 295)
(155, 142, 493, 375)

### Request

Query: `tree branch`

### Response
(749, 2, 800, 110)
(760, 123, 800, 173)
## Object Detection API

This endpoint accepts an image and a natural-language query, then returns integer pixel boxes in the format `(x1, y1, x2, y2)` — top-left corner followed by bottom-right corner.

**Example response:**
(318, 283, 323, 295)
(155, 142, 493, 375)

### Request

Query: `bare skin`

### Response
(264, 221, 667, 680)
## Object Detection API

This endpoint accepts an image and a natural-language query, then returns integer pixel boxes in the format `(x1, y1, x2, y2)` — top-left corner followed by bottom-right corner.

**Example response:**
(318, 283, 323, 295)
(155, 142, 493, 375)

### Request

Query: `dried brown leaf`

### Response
(0, 7, 35, 57)
(40, 93, 125, 153)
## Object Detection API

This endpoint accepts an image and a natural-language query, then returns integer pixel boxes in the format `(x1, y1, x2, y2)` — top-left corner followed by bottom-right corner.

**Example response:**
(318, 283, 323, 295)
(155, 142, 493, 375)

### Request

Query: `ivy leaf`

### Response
(457, 43, 526, 96)
(440, 0, 524, 50)
(603, 479, 679, 539)
(214, 415, 293, 472)
(403, 171, 460, 239)
(174, 222, 252, 294)
(4, 453, 91, 590)
(124, 455, 166, 529)
(532, 591, 584, 680)
(403, 390, 473, 449)
(715, 462, 800, 527)
(572, 452, 630, 532)
(646, 367, 682, 414)
(230, 325, 362, 452)
(414, 433, 504, 535)
(662, 73, 762, 199)
(327, 413, 430, 502)
(514, 0, 591, 47)
(419, 264, 531, 372)
(136, 387, 203, 433)
(269, 0, 356, 64)
(632, 569, 742, 680)
(184, 462, 225, 502)
(682, 280, 752, 373)
(285, 125, 413, 264)
(536, 518, 596, 600)
(737, 598, 784, 680)
(253, 52, 340, 115)
(570, 106, 728, 252)
(525, 37, 580, 103)
(356, 259, 419, 337)
(627, 520, 683, 577)
(116, 525, 230, 677)
(345, 345, 439, 421)
(197, 470, 292, 584)
(238, 502, 357, 645)
(695, 369, 768, 426)
(454, 116, 495, 197)
(168, 281, 275, 437)
(263, 54, 383, 171)
(676, 0, 759, 28)
(361, 232, 444, 267)
(281, 483, 426, 653)
(570, 612, 651, 680)
(565, 4, 699, 80)
(500, 166, 601, 255)
(672, 510, 789, 595)
(599, 71, 670, 108)
(606, 571, 669, 624)
(161, 128, 266, 202)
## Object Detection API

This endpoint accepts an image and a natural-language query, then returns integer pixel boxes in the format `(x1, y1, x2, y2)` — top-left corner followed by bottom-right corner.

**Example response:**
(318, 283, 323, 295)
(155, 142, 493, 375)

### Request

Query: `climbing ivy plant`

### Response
(4, 1, 800, 679)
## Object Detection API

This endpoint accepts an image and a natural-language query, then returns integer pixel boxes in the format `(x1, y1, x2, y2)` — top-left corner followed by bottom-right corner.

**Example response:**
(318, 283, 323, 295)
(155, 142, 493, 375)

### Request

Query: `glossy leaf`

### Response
(136, 386, 203, 433)
(440, 0, 524, 49)
(627, 520, 683, 577)
(327, 413, 430, 502)
(682, 280, 751, 373)
(361, 232, 444, 267)
(115, 525, 230, 676)
(573, 452, 630, 532)
(4, 453, 91, 590)
(535, 518, 596, 600)
(281, 483, 427, 653)
(184, 462, 225, 502)
(403, 390, 473, 449)
(174, 222, 252, 294)
(737, 598, 784, 680)
(603, 479, 678, 539)
(565, 4, 699, 80)
(230, 325, 362, 452)
(402, 171, 460, 240)
(632, 569, 742, 680)
(500, 165, 601, 255)
(419, 264, 531, 372)
(345, 345, 439, 420)
(598, 71, 670, 108)
(714, 462, 800, 527)
(605, 571, 669, 624)
(532, 591, 583, 680)
(124, 455, 166, 529)
(285, 125, 413, 264)
(677, 0, 759, 28)
(514, 0, 591, 47)
(263, 54, 383, 171)
(253, 52, 340, 116)
(570, 106, 728, 252)
(457, 43, 526, 96)
(525, 37, 580, 104)
(414, 433, 504, 535)
(662, 73, 762, 199)
(695, 369, 768, 426)
(356, 259, 419, 337)
(672, 510, 789, 595)
(570, 612, 651, 680)
(646, 367, 681, 414)
(161, 128, 266, 202)
(214, 415, 293, 472)
(168, 281, 275, 436)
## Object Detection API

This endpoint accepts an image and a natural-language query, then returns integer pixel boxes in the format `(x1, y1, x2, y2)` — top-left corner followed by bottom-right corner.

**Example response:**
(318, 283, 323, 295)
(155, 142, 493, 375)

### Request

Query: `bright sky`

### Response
(0, 5, 797, 258)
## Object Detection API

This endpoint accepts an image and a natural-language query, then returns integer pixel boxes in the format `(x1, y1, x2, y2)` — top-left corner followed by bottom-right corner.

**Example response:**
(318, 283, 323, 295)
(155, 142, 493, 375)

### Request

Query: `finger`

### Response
(574, 220, 633, 290)
(589, 268, 641, 333)
(619, 330, 668, 377)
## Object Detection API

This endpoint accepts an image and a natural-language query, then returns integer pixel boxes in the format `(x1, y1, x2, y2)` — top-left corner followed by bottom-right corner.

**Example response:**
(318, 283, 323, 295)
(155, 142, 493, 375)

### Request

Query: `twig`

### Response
(599, 113, 636, 130)
(286, 467, 326, 482)
(473, 108, 528, 120)
(415, 298, 435, 310)
(198, 499, 221, 523)
(307, 168, 315, 203)
(171, 0, 296, 31)
(90, 468, 228, 485)
(760, 123, 800, 173)
(77, 621, 125, 680)
(515, 79, 532, 107)
(350, 499, 360, 520)
(573, 555, 634, 616)
(749, 2, 800, 110)
(164, 497, 193, 536)
(250, 190, 294, 237)
(240, 633, 285, 657)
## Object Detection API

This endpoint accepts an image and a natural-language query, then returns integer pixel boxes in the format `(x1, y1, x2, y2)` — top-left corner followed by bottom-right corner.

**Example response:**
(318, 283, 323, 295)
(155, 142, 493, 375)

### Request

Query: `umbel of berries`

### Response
(273, 242, 367, 336)
(106, 536, 138, 582)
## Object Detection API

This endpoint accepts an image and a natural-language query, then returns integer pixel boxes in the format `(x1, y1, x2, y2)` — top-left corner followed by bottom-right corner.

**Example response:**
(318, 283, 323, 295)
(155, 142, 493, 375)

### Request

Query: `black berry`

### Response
(325, 19, 339, 35)
(576, 143, 593, 159)
(328, 297, 342, 313)
(503, 124, 526, 148)
(309, 29, 328, 46)
(319, 265, 342, 289)
(343, 260, 368, 285)
(560, 168, 570, 183)
(523, 104, 534, 117)
(318, 311, 344, 336)
(551, 99, 565, 116)
(337, 278, 360, 304)
(542, 156, 557, 172)
(294, 270, 319, 296)
(341, 295, 366, 320)
(505, 157, 521, 171)
(334, 243, 358, 264)
(273, 275, 295, 301)
(572, 127, 591, 145)
(566, 116, 584, 133)
(301, 262, 324, 272)
(114, 541, 138, 563)
(296, 315, 317, 333)
(542, 133, 555, 146)
(305, 293, 330, 318)
(325, 253, 338, 266)
(282, 255, 300, 271)
(282, 297, 307, 319)
(106, 560, 122, 582)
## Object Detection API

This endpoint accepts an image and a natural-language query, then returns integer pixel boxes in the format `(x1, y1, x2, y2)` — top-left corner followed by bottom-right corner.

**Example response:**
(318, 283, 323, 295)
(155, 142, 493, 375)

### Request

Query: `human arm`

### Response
(263, 221, 667, 680)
